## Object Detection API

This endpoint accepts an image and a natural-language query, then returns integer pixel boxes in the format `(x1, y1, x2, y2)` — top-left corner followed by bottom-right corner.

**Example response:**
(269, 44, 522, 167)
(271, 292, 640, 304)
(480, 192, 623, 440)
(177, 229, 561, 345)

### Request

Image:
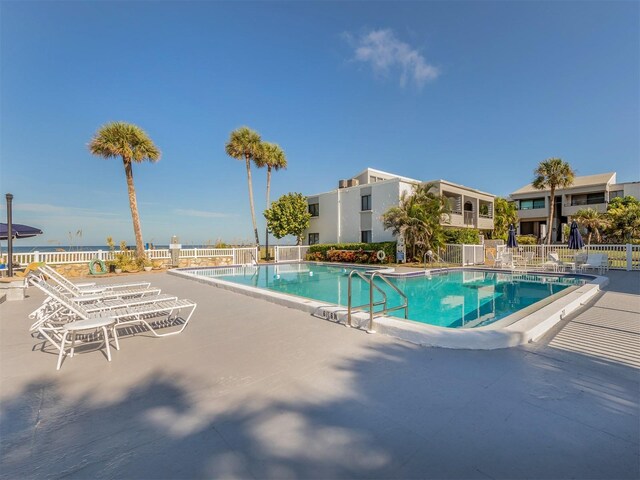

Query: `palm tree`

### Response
(225, 127, 262, 245)
(257, 142, 287, 259)
(88, 122, 160, 259)
(492, 197, 518, 240)
(573, 208, 609, 245)
(532, 158, 575, 245)
(382, 183, 448, 261)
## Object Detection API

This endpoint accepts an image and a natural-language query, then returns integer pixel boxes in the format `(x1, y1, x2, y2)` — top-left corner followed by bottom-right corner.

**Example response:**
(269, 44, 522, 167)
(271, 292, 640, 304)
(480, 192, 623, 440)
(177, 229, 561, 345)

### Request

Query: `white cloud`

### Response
(347, 29, 440, 88)
(172, 209, 235, 219)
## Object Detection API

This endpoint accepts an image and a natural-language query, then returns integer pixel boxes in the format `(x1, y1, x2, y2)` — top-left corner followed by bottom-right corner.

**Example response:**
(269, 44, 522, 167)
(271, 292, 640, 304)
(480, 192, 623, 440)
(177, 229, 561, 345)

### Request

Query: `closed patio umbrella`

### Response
(507, 224, 518, 248)
(567, 221, 584, 250)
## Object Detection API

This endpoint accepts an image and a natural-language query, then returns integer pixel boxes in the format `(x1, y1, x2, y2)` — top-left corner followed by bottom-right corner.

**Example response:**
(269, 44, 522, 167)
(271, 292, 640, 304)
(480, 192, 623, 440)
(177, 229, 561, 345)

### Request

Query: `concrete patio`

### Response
(1, 270, 638, 479)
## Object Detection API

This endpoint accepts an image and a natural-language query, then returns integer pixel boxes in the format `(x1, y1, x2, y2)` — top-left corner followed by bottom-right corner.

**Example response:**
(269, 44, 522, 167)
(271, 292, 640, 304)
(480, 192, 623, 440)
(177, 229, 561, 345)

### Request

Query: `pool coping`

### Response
(168, 263, 609, 350)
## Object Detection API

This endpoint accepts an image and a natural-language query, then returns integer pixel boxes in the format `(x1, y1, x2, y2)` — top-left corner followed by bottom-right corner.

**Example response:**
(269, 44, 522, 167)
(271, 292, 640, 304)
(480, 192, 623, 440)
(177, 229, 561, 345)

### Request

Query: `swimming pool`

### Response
(179, 263, 587, 329)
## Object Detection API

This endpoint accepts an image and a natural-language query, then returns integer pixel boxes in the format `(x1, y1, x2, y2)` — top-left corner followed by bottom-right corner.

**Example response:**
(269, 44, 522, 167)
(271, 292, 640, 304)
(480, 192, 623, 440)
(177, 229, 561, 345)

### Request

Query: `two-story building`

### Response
(510, 172, 639, 242)
(303, 168, 495, 245)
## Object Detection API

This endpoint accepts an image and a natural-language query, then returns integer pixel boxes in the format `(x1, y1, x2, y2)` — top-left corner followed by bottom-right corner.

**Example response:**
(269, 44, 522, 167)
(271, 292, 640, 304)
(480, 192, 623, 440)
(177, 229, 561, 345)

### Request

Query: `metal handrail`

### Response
(423, 249, 444, 268)
(369, 272, 408, 332)
(347, 270, 386, 328)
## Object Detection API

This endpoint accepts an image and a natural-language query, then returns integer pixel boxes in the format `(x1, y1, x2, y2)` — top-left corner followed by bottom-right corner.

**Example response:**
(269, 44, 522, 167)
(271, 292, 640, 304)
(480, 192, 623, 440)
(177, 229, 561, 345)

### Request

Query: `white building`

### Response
(510, 172, 639, 242)
(303, 168, 496, 245)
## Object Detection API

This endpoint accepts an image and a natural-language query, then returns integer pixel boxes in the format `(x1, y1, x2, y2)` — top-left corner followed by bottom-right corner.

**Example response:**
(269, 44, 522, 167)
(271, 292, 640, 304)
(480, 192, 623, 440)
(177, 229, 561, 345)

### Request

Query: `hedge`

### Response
(442, 228, 480, 244)
(306, 242, 396, 264)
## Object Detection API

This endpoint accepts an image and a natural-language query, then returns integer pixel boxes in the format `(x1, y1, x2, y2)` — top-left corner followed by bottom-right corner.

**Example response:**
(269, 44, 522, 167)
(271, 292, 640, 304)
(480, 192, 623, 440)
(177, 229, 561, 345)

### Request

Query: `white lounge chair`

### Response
(38, 265, 152, 294)
(54, 316, 119, 370)
(580, 254, 609, 274)
(28, 275, 197, 340)
(542, 252, 566, 272)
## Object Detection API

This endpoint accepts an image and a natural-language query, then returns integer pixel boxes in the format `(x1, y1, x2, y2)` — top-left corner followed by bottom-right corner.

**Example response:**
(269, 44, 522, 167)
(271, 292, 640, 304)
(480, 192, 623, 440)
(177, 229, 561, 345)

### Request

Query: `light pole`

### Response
(6, 193, 13, 277)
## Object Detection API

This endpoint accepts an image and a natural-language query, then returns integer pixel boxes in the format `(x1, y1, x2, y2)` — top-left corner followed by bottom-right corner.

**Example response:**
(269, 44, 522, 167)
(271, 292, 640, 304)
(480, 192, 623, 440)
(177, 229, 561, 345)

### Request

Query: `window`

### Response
(308, 233, 319, 245)
(308, 203, 319, 217)
(361, 230, 372, 243)
(361, 195, 372, 211)
(609, 190, 624, 199)
(571, 192, 605, 206)
(519, 198, 545, 210)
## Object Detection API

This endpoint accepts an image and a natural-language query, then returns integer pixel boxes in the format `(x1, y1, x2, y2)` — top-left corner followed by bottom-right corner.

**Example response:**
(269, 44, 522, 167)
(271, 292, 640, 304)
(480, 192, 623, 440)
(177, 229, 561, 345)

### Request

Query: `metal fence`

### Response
(274, 246, 310, 263)
(4, 247, 259, 266)
(496, 243, 639, 271)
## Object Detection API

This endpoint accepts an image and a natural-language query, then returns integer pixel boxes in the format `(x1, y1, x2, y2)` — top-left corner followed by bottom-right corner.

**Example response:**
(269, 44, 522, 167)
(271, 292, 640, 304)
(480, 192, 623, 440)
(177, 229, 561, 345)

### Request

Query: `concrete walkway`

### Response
(0, 270, 638, 479)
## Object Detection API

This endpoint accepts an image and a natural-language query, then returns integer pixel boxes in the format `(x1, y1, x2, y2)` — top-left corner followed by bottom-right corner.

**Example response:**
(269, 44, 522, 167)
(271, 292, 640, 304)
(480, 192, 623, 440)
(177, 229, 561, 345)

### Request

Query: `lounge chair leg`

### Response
(111, 325, 120, 350)
(70, 331, 76, 358)
(57, 331, 69, 370)
(102, 326, 112, 362)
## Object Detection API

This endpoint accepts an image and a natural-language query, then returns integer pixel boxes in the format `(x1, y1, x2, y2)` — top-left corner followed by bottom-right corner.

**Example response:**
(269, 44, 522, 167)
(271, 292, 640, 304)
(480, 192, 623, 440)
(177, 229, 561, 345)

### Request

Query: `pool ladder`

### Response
(347, 270, 408, 333)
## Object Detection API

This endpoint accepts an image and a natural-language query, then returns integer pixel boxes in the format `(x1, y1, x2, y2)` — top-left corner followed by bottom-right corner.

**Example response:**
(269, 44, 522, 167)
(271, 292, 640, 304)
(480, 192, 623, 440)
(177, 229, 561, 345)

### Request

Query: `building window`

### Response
(519, 198, 545, 210)
(609, 190, 624, 199)
(308, 203, 319, 217)
(361, 230, 372, 243)
(571, 192, 605, 206)
(308, 233, 319, 245)
(361, 195, 372, 211)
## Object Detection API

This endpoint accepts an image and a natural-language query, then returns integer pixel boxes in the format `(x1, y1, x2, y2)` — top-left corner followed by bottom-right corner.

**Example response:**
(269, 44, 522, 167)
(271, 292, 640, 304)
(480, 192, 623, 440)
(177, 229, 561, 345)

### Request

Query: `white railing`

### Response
(274, 245, 309, 263)
(495, 244, 639, 271)
(440, 244, 485, 266)
(3, 247, 258, 267)
(233, 247, 259, 266)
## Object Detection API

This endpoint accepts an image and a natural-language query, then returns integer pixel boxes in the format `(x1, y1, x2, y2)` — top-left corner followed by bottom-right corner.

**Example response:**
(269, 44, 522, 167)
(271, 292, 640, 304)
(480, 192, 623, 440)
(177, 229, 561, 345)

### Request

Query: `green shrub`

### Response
(516, 235, 538, 245)
(306, 242, 396, 264)
(442, 228, 480, 244)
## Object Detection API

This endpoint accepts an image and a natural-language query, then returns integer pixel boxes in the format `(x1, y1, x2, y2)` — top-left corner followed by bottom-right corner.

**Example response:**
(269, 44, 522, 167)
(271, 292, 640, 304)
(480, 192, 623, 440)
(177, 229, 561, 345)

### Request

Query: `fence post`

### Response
(461, 245, 466, 266)
(627, 243, 632, 271)
(33, 251, 40, 263)
(97, 250, 103, 261)
(298, 246, 301, 262)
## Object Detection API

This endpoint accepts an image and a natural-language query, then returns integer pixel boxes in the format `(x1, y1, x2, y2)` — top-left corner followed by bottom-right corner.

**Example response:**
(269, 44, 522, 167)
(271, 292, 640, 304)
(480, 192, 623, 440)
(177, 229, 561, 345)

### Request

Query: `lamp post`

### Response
(6, 193, 13, 277)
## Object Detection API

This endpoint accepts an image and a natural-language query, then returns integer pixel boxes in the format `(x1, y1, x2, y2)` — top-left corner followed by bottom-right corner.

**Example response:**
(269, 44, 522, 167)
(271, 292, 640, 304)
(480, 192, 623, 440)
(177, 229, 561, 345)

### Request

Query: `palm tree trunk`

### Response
(123, 158, 145, 258)
(587, 231, 592, 245)
(245, 155, 260, 245)
(265, 166, 272, 260)
(547, 187, 555, 245)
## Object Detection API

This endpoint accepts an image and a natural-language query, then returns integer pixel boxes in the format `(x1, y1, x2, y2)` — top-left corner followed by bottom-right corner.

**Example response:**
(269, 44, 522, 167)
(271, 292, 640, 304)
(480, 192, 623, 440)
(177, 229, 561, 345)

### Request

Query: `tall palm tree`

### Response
(573, 208, 609, 245)
(225, 127, 262, 245)
(532, 158, 575, 245)
(257, 142, 287, 258)
(88, 122, 160, 259)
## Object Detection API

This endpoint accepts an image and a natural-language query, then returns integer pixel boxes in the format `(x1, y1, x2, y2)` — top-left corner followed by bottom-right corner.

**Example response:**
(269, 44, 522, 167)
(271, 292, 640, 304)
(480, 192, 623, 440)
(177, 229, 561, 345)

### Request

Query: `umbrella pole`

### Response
(6, 193, 13, 277)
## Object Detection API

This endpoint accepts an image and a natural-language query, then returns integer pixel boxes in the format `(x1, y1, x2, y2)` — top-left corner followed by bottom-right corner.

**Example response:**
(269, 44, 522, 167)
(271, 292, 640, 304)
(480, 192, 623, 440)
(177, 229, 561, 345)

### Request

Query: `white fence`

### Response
(5, 247, 259, 266)
(439, 244, 485, 266)
(274, 245, 309, 263)
(496, 244, 639, 271)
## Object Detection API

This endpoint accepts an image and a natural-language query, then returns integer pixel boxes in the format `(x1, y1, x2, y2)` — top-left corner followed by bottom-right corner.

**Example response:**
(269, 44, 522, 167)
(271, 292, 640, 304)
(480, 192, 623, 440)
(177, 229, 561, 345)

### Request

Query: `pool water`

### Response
(185, 263, 587, 328)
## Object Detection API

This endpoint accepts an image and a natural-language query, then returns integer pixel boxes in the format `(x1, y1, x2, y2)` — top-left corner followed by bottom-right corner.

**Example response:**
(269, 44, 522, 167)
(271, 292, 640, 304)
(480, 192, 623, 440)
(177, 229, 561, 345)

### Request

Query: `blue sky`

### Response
(1, 1, 638, 246)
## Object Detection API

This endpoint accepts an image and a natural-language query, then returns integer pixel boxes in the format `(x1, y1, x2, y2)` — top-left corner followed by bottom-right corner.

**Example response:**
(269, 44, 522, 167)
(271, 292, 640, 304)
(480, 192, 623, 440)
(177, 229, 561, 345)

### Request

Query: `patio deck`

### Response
(1, 270, 638, 479)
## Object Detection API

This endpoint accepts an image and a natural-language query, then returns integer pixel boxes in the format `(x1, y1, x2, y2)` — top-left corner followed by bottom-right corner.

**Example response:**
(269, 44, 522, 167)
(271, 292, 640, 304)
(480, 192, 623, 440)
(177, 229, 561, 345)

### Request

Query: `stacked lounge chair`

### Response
(27, 267, 197, 370)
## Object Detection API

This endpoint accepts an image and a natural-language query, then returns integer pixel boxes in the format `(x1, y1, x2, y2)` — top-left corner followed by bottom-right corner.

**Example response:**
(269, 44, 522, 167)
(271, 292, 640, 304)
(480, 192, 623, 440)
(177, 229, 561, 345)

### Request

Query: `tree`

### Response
(225, 126, 262, 245)
(88, 122, 160, 259)
(573, 208, 609, 245)
(606, 196, 640, 242)
(532, 158, 575, 244)
(382, 183, 448, 261)
(257, 142, 287, 258)
(492, 197, 518, 240)
(264, 193, 311, 245)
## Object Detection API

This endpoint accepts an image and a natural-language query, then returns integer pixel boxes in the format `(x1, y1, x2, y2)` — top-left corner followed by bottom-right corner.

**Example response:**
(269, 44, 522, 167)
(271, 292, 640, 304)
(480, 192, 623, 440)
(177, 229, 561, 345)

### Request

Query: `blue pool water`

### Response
(185, 263, 587, 328)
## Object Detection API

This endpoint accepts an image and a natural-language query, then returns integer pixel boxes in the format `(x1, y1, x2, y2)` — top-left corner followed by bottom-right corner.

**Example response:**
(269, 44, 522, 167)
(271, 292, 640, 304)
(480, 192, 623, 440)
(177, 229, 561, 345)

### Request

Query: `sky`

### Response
(1, 1, 638, 246)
